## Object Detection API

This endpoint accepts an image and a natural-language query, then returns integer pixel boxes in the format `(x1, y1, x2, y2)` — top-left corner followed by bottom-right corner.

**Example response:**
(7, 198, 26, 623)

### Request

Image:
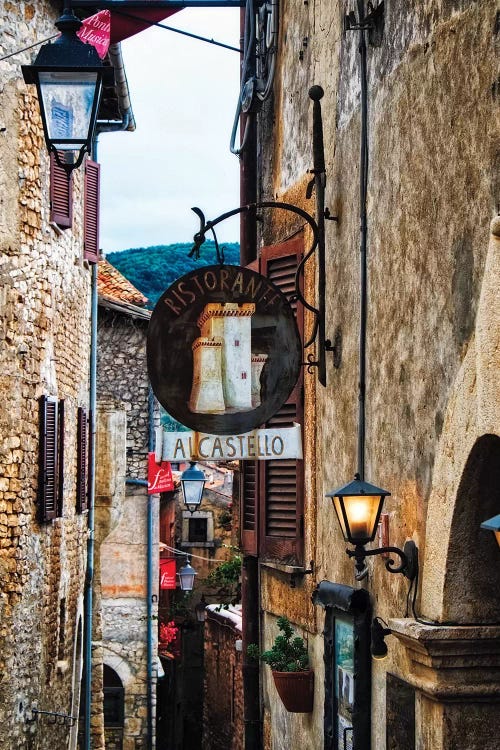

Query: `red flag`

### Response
(79, 5, 181, 58)
(78, 10, 111, 59)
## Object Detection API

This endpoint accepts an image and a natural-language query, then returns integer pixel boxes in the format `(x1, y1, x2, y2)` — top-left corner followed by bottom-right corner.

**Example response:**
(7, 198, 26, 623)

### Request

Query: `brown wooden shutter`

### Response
(259, 236, 304, 563)
(240, 460, 258, 555)
(50, 152, 73, 229)
(57, 399, 65, 517)
(76, 407, 88, 513)
(39, 395, 58, 522)
(84, 159, 100, 263)
(240, 257, 260, 556)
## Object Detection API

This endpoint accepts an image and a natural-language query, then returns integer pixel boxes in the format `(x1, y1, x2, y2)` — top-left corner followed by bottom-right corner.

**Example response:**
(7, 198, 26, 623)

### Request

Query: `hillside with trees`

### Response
(107, 241, 240, 308)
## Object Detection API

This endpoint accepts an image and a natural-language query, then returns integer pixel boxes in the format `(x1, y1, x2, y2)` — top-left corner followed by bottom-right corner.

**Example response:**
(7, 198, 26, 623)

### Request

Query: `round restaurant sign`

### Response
(147, 265, 302, 435)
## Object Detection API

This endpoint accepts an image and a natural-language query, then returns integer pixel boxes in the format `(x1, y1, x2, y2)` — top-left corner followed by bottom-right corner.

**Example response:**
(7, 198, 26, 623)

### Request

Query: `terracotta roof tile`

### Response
(98, 258, 148, 307)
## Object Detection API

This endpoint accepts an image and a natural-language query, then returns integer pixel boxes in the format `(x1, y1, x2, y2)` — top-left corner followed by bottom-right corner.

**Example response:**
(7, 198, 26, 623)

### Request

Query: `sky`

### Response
(98, 7, 241, 253)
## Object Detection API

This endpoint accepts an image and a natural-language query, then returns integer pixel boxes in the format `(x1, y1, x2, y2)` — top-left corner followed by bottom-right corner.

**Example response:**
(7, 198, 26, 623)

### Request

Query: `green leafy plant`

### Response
(206, 554, 241, 588)
(248, 616, 310, 672)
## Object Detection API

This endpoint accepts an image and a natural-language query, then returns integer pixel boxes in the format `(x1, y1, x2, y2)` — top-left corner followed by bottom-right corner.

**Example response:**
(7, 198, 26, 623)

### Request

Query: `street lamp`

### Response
(178, 557, 197, 592)
(180, 461, 206, 514)
(327, 473, 418, 581)
(195, 595, 207, 623)
(480, 514, 500, 548)
(21, 6, 113, 173)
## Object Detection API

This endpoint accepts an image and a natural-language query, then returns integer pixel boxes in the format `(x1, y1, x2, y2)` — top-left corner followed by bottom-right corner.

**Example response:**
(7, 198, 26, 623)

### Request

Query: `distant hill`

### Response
(107, 241, 240, 309)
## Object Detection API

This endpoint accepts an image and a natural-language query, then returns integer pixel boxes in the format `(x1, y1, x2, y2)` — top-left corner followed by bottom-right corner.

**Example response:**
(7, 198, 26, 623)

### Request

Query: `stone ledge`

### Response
(389, 618, 500, 701)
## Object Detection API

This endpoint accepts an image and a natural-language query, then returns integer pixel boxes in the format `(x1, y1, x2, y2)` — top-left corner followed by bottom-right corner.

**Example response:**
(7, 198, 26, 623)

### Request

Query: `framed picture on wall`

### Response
(313, 582, 372, 750)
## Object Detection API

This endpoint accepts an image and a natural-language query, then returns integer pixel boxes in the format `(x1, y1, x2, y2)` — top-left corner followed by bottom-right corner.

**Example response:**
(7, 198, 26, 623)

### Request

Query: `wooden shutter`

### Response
(240, 460, 258, 555)
(76, 407, 88, 513)
(84, 159, 100, 263)
(39, 395, 58, 522)
(240, 257, 260, 555)
(259, 236, 304, 563)
(50, 152, 73, 229)
(57, 400, 65, 517)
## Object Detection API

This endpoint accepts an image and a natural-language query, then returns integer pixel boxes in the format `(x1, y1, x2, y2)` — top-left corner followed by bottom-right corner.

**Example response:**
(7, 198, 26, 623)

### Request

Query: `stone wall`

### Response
(97, 307, 151, 479)
(203, 606, 243, 750)
(257, 1, 499, 749)
(0, 2, 93, 748)
(96, 306, 160, 749)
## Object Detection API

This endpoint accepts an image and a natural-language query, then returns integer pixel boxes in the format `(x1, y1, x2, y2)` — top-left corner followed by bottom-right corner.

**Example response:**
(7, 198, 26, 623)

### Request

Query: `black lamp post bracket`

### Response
(347, 540, 418, 582)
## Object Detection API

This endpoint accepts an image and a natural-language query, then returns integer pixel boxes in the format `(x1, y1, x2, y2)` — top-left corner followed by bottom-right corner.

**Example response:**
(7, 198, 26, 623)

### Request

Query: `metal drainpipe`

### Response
(124, 387, 155, 750)
(83, 137, 99, 750)
(97, 44, 136, 134)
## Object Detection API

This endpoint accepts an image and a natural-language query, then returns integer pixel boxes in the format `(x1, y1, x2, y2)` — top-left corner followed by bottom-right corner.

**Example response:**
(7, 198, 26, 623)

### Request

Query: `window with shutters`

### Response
(50, 152, 73, 229)
(239, 236, 305, 563)
(84, 159, 100, 263)
(39, 395, 59, 522)
(57, 400, 65, 517)
(76, 406, 88, 513)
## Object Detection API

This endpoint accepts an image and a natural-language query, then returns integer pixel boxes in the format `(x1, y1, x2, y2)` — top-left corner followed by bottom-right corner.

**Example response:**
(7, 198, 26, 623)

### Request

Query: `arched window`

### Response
(103, 664, 124, 727)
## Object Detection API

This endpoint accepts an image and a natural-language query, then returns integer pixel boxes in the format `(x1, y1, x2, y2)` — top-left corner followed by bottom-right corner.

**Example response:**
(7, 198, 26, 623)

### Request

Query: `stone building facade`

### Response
(95, 259, 160, 750)
(203, 605, 243, 750)
(0, 2, 100, 748)
(238, 2, 500, 750)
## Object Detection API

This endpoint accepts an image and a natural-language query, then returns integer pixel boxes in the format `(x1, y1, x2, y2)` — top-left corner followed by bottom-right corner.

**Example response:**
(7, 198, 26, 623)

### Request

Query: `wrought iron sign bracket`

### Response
(190, 200, 332, 385)
(345, 1, 384, 47)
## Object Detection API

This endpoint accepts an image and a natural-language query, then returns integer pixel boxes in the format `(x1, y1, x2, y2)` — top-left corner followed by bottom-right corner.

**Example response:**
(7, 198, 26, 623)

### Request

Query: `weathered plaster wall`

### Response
(0, 2, 92, 748)
(258, 1, 499, 748)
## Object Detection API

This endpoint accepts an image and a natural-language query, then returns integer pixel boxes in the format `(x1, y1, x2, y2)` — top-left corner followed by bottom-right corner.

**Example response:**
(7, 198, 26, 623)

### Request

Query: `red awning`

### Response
(110, 7, 181, 44)
(79, 6, 181, 58)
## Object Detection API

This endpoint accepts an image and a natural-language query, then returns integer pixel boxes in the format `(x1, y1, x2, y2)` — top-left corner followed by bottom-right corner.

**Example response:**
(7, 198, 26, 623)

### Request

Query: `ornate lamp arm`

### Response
(346, 540, 418, 582)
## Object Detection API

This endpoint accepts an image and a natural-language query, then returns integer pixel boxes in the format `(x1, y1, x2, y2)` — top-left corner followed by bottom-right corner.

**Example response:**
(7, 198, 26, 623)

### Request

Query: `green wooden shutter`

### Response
(39, 395, 58, 522)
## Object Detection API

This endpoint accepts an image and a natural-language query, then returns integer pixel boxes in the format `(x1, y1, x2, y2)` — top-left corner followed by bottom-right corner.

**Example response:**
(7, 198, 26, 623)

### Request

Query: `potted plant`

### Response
(248, 616, 314, 713)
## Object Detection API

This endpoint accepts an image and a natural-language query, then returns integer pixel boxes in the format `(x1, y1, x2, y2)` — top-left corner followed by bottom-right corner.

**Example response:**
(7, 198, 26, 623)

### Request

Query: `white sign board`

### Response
(155, 424, 302, 462)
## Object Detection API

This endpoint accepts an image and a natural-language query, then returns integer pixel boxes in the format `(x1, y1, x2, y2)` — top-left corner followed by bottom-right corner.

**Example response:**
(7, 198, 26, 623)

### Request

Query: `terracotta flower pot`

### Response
(271, 669, 314, 713)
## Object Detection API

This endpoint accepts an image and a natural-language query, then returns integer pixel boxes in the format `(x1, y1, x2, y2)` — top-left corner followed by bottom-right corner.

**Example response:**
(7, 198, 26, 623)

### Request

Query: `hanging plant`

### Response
(248, 616, 314, 712)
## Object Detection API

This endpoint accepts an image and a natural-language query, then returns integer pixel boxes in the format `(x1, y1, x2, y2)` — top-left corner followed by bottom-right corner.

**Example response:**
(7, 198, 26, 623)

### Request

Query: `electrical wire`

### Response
(0, 35, 58, 62)
(406, 564, 500, 628)
(160, 543, 236, 564)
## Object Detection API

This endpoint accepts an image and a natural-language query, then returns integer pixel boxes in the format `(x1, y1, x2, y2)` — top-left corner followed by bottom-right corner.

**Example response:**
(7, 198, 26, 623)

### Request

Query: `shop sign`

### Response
(148, 453, 174, 494)
(155, 424, 302, 462)
(147, 265, 302, 436)
(159, 558, 177, 590)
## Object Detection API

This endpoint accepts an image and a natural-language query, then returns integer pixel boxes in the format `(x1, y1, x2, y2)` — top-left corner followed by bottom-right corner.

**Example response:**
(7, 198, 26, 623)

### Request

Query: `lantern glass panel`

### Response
(39, 71, 99, 148)
(334, 494, 381, 543)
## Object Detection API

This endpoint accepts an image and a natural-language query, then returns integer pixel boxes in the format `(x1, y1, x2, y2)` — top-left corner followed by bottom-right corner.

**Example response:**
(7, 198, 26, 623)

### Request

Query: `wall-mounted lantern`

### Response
(370, 617, 391, 660)
(327, 473, 418, 581)
(21, 7, 113, 173)
(178, 557, 197, 592)
(195, 595, 207, 623)
(480, 514, 500, 548)
(180, 461, 206, 514)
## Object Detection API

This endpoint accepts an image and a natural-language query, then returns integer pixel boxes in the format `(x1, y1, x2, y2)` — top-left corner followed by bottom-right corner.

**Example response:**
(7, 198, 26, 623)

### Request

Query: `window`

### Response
(240, 235, 305, 564)
(103, 665, 124, 727)
(76, 407, 88, 513)
(39, 395, 59, 522)
(189, 517, 208, 543)
(83, 159, 100, 263)
(181, 510, 214, 547)
(50, 152, 73, 229)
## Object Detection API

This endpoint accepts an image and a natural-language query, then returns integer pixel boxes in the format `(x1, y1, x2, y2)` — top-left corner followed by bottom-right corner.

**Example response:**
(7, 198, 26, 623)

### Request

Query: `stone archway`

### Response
(421, 216, 500, 622)
(443, 434, 500, 623)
